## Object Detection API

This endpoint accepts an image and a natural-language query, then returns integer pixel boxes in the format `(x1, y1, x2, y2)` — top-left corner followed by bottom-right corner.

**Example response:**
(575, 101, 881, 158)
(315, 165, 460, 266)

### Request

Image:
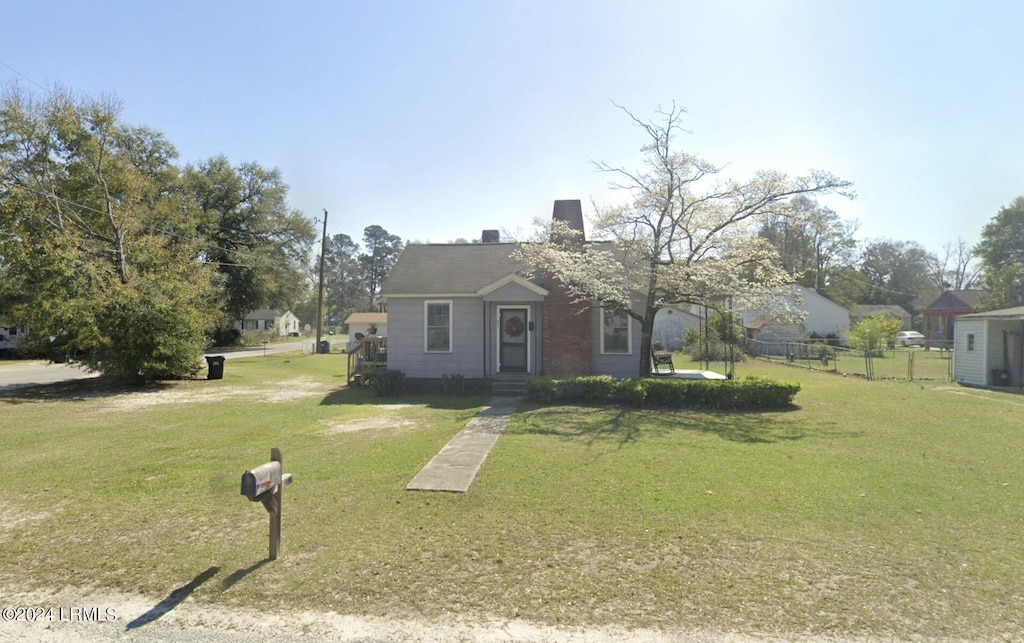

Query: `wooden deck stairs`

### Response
(347, 336, 387, 386)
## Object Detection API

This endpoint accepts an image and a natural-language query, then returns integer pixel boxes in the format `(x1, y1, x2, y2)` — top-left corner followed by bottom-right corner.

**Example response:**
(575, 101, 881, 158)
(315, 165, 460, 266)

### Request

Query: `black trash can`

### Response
(206, 355, 226, 380)
(319, 340, 331, 354)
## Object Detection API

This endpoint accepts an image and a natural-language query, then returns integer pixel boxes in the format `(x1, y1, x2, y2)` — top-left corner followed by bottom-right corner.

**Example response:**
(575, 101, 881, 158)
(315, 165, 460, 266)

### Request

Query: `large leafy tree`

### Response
(322, 232, 363, 327)
(0, 88, 216, 383)
(857, 239, 936, 315)
(927, 238, 981, 292)
(516, 103, 853, 376)
(183, 156, 315, 324)
(358, 224, 403, 308)
(756, 195, 859, 297)
(975, 197, 1024, 309)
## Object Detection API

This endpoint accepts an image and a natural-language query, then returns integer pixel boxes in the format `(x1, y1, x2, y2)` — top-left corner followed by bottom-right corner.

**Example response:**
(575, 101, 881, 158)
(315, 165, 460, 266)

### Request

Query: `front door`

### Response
(499, 308, 528, 373)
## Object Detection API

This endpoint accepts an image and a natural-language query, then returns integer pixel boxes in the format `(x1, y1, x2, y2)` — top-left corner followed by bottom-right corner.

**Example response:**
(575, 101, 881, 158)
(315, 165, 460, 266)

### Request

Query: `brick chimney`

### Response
(550, 199, 586, 244)
(481, 229, 500, 243)
(542, 200, 592, 375)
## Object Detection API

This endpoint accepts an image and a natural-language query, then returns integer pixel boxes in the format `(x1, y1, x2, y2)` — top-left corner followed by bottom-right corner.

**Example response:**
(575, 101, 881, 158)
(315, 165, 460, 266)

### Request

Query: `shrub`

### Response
(685, 312, 746, 362)
(525, 375, 800, 410)
(617, 378, 646, 407)
(847, 315, 902, 355)
(525, 377, 555, 404)
(576, 375, 617, 402)
(371, 369, 405, 396)
(209, 322, 242, 348)
(642, 378, 687, 408)
(441, 373, 466, 395)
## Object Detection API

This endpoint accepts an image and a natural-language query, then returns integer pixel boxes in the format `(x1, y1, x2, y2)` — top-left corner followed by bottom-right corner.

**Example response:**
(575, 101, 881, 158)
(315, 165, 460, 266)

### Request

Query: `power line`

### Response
(0, 179, 297, 261)
(828, 270, 928, 299)
(0, 59, 46, 92)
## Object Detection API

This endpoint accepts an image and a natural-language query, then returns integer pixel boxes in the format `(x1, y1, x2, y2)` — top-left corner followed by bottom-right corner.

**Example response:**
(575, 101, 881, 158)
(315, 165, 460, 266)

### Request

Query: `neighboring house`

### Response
(652, 305, 702, 350)
(239, 309, 301, 336)
(344, 312, 388, 352)
(951, 306, 1024, 389)
(377, 200, 645, 389)
(743, 314, 802, 343)
(850, 304, 912, 330)
(921, 290, 986, 346)
(738, 285, 850, 343)
(0, 324, 25, 358)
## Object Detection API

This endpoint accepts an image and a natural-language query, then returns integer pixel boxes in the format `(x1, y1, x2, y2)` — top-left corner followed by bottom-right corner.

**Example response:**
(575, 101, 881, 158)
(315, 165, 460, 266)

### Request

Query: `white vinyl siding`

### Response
(953, 319, 986, 385)
(424, 300, 452, 353)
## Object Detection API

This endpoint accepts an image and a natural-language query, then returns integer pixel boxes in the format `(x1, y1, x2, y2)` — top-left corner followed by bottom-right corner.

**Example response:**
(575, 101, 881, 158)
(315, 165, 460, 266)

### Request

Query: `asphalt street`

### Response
(0, 341, 313, 390)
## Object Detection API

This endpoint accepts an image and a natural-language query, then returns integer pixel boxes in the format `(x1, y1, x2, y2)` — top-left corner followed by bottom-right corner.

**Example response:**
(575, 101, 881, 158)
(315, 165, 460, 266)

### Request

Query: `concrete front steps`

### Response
(489, 373, 529, 397)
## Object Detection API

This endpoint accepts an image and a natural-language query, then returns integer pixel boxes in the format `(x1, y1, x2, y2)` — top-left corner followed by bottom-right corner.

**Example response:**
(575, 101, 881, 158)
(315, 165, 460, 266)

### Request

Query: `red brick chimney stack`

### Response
(542, 200, 592, 375)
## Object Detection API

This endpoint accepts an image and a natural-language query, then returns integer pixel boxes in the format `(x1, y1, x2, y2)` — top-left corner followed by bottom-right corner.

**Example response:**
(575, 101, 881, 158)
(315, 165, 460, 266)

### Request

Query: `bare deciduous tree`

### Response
(927, 237, 980, 291)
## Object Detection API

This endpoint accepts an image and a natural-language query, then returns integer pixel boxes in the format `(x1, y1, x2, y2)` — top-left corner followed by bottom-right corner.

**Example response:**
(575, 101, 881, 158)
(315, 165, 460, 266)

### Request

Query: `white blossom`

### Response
(515, 104, 854, 375)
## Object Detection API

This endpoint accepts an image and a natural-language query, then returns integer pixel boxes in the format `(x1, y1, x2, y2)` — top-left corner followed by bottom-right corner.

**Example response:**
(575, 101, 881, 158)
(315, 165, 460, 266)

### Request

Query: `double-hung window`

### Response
(425, 300, 452, 352)
(601, 307, 631, 354)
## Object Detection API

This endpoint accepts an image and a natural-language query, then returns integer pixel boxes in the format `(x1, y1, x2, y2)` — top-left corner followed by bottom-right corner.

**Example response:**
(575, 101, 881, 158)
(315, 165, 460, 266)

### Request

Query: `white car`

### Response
(895, 330, 925, 347)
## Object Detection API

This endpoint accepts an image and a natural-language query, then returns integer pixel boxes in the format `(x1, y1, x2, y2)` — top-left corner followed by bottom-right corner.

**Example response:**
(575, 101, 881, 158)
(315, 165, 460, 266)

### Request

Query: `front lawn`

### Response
(0, 353, 1020, 639)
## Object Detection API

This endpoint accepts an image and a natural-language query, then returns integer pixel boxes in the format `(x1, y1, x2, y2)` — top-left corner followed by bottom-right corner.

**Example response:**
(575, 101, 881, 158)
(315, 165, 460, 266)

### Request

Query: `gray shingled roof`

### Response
(957, 306, 1024, 320)
(923, 289, 987, 311)
(851, 304, 911, 318)
(379, 243, 531, 296)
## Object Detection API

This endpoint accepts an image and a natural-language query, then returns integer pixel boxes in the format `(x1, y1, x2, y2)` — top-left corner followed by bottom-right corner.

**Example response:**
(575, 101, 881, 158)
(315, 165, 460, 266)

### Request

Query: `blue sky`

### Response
(3, 1, 1021, 255)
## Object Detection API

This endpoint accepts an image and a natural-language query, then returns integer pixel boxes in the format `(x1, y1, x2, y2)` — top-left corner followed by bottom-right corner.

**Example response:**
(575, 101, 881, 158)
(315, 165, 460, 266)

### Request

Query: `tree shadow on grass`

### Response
(125, 565, 219, 630)
(509, 405, 845, 445)
(319, 386, 491, 411)
(0, 377, 176, 405)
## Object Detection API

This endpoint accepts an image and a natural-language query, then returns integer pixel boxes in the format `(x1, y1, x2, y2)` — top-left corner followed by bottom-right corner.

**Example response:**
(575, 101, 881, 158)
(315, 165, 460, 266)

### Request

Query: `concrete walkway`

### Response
(406, 397, 519, 492)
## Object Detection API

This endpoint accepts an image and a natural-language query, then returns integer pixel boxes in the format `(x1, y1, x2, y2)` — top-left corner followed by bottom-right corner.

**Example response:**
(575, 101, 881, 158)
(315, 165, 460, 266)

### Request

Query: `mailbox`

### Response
(240, 448, 293, 561)
(241, 461, 282, 498)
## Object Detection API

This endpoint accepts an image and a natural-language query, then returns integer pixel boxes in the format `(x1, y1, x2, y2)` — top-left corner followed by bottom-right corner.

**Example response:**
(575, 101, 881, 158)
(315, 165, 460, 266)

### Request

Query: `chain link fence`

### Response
(746, 338, 953, 382)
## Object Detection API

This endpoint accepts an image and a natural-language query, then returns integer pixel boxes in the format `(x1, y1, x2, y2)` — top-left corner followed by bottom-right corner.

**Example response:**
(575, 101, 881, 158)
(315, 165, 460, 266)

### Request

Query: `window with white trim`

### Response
(601, 307, 631, 354)
(966, 333, 975, 351)
(425, 300, 452, 352)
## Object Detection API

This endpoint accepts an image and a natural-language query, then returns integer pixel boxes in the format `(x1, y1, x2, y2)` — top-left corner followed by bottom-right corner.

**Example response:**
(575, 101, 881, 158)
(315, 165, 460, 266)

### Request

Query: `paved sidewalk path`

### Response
(406, 397, 519, 492)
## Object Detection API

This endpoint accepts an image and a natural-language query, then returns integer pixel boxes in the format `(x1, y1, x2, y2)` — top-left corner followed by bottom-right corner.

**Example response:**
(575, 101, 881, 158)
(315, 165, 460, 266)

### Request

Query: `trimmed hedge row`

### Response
(525, 374, 800, 410)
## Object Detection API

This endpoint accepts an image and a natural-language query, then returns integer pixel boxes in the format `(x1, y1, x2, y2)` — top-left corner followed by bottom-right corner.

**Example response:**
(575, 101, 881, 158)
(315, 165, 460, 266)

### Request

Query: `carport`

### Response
(953, 307, 1024, 391)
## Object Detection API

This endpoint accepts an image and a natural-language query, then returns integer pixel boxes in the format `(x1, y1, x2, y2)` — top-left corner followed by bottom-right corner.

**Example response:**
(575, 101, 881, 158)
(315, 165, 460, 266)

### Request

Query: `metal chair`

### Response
(652, 341, 675, 374)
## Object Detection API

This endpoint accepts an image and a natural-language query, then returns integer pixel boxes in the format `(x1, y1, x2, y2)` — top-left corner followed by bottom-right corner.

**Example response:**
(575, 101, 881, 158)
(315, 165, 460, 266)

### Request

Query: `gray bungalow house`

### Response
(376, 200, 644, 390)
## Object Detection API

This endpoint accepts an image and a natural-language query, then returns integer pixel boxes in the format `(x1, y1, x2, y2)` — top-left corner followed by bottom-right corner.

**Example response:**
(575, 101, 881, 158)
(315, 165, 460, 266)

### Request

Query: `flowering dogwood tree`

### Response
(516, 104, 854, 376)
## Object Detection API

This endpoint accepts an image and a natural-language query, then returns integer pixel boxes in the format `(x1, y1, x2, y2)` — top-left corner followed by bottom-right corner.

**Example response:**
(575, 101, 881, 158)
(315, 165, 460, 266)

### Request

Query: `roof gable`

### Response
(923, 289, 986, 312)
(476, 274, 549, 297)
(794, 285, 847, 313)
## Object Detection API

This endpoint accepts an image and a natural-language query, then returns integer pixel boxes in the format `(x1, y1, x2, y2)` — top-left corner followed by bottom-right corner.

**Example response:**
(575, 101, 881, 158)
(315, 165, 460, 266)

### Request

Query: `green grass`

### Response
(1, 352, 1021, 639)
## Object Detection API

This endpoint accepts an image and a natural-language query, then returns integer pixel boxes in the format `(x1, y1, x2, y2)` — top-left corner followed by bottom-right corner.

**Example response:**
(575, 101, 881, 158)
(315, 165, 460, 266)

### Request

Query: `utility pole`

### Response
(315, 209, 328, 353)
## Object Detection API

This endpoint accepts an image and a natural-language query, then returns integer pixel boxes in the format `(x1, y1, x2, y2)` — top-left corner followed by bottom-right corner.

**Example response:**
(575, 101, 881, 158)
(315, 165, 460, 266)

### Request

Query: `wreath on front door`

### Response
(504, 316, 525, 338)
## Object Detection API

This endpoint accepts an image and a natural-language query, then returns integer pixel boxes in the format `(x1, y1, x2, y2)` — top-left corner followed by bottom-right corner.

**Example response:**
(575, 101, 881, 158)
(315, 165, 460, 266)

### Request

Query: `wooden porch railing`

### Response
(347, 336, 387, 386)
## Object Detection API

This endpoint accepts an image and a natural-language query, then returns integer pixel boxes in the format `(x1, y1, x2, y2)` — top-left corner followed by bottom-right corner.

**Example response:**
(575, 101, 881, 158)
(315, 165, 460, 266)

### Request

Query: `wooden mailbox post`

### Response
(241, 448, 293, 560)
